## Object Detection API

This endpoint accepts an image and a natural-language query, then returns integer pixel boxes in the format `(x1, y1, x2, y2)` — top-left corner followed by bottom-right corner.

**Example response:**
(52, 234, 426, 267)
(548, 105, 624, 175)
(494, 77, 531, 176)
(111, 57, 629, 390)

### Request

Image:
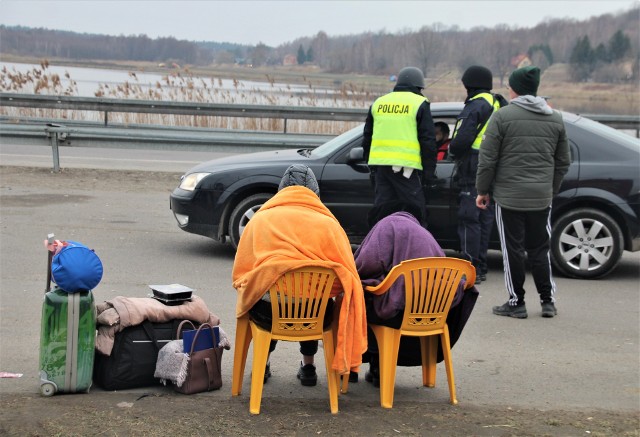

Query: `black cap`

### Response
(461, 65, 493, 90)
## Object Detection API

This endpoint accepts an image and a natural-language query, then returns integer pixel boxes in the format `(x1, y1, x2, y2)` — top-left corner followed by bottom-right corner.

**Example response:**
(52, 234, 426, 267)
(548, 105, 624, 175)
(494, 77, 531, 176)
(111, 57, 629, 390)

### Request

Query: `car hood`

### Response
(185, 148, 310, 174)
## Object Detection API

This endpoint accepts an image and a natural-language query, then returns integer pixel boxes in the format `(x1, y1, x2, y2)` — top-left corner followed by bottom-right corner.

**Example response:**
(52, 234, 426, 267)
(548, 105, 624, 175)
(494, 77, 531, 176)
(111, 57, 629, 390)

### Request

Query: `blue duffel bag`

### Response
(51, 240, 103, 293)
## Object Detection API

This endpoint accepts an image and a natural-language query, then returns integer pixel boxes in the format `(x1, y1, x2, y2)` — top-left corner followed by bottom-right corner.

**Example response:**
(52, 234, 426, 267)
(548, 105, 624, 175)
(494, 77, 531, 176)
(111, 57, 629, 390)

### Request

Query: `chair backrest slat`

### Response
(380, 257, 475, 334)
(307, 271, 321, 319)
(268, 266, 337, 339)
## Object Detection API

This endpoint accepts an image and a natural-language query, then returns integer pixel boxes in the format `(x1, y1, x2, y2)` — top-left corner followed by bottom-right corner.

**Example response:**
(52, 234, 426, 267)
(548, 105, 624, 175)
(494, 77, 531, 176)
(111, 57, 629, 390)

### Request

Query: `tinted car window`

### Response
(310, 125, 363, 158)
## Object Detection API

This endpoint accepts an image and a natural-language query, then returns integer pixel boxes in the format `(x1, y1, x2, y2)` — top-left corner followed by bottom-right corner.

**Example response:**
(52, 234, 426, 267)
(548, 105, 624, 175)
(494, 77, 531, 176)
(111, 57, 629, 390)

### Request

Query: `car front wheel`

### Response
(551, 208, 624, 279)
(228, 193, 273, 249)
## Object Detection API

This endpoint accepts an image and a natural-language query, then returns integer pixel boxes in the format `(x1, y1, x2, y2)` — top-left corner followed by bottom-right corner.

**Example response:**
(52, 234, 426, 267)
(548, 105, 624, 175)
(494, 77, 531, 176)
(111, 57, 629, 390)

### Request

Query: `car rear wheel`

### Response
(551, 208, 623, 279)
(229, 193, 273, 249)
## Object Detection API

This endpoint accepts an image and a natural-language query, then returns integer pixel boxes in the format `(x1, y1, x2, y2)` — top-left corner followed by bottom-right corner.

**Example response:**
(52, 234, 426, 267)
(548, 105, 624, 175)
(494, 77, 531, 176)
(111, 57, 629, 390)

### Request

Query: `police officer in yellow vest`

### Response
(449, 65, 507, 283)
(362, 66, 437, 224)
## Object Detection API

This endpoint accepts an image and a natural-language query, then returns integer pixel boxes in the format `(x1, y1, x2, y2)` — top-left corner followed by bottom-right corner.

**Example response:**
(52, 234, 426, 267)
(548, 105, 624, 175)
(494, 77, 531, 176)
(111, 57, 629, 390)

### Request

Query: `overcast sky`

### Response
(1, 1, 637, 46)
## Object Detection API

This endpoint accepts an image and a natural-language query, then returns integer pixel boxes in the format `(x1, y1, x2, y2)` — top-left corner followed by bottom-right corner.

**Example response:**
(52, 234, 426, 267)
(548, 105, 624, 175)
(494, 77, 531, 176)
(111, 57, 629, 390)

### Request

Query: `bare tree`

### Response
(1, 5, 637, 82)
(310, 31, 329, 68)
(412, 27, 443, 76)
(486, 26, 522, 86)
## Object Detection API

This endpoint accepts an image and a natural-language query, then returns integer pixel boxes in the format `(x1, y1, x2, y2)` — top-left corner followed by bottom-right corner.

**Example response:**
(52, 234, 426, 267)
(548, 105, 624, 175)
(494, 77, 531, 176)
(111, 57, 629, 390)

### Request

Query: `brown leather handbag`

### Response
(174, 321, 223, 394)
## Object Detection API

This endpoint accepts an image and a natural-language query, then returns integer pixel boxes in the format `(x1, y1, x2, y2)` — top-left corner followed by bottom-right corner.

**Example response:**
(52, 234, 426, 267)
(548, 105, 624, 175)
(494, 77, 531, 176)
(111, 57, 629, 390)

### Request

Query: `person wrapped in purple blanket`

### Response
(354, 201, 479, 386)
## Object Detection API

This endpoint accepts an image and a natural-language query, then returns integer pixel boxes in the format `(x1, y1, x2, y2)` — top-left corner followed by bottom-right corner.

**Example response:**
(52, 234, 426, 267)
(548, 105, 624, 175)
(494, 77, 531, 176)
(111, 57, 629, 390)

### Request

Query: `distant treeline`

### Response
(1, 6, 638, 83)
(0, 26, 230, 65)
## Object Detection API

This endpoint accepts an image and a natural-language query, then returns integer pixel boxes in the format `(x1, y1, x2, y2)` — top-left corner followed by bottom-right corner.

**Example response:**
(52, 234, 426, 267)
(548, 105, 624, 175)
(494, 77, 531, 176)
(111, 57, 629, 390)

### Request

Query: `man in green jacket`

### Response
(475, 66, 571, 319)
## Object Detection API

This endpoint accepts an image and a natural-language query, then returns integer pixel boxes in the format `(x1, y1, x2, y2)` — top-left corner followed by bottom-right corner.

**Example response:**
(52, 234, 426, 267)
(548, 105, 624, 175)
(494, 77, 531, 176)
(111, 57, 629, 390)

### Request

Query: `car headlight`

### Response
(179, 172, 210, 191)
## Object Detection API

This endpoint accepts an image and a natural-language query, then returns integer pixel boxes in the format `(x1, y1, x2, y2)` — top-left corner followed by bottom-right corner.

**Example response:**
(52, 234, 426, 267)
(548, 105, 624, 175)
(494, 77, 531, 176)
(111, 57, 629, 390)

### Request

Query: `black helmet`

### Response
(397, 67, 425, 89)
(461, 65, 493, 90)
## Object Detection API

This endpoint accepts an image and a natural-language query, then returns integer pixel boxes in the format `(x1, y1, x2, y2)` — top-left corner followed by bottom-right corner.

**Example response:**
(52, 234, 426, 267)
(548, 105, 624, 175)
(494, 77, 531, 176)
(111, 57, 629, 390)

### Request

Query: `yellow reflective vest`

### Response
(467, 93, 501, 150)
(368, 91, 428, 170)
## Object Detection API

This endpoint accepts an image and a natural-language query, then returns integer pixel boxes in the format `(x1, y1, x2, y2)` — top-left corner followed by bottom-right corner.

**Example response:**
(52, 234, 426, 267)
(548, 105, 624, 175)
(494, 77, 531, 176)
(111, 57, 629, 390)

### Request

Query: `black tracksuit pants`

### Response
(494, 205, 557, 306)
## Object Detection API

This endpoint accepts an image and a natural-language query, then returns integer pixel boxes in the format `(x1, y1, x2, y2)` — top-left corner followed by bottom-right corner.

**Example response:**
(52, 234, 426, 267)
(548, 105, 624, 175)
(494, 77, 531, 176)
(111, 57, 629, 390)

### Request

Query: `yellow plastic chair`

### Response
(363, 257, 475, 408)
(231, 266, 341, 415)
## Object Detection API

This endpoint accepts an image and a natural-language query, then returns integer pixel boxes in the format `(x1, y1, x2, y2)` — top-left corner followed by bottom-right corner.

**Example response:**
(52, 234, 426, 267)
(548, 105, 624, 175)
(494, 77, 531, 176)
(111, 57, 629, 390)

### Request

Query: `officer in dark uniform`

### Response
(362, 66, 437, 224)
(449, 65, 507, 283)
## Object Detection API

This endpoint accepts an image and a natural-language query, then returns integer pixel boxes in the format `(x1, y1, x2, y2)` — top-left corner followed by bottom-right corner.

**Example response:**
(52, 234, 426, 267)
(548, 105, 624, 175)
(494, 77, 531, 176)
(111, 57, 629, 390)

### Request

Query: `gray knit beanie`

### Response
(278, 164, 320, 196)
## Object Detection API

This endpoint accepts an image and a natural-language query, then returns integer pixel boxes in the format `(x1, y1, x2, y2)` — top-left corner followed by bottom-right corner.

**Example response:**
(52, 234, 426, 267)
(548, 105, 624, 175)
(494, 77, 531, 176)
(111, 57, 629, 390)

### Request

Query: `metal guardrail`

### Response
(577, 113, 640, 132)
(0, 92, 361, 171)
(0, 93, 368, 131)
(2, 93, 638, 131)
(1, 92, 638, 172)
(0, 120, 335, 172)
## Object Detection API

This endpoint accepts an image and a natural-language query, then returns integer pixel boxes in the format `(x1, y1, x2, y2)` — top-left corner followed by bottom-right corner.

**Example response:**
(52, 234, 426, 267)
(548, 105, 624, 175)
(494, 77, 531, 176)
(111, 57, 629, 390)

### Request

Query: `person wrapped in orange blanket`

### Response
(232, 165, 367, 385)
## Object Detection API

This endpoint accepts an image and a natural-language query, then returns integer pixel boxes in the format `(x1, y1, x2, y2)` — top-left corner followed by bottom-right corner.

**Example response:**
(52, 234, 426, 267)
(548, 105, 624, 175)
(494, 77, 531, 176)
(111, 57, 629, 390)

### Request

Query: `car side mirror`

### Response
(348, 147, 365, 162)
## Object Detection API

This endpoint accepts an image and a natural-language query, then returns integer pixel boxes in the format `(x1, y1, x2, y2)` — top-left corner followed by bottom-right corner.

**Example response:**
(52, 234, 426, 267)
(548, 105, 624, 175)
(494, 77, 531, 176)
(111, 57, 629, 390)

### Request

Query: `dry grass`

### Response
(1, 59, 638, 136)
(0, 61, 370, 134)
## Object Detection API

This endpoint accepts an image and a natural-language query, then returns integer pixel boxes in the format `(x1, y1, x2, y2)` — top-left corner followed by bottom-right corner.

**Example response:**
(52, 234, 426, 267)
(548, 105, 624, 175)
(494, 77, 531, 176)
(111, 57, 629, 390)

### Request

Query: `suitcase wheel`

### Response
(40, 382, 56, 397)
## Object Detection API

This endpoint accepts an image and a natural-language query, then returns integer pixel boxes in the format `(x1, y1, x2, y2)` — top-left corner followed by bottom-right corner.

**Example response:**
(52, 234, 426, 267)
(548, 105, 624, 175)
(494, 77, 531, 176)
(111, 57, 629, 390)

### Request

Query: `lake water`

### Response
(0, 61, 368, 133)
(0, 61, 362, 107)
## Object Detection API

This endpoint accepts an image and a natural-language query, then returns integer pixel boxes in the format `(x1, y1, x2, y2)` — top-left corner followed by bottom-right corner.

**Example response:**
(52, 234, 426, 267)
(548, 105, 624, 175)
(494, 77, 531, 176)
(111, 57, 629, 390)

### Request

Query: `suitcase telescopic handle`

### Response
(46, 233, 55, 293)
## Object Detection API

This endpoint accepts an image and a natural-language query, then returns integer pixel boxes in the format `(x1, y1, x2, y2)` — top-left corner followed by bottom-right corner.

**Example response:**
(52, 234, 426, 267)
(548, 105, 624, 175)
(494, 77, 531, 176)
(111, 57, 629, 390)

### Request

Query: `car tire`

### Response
(229, 193, 273, 249)
(551, 208, 624, 279)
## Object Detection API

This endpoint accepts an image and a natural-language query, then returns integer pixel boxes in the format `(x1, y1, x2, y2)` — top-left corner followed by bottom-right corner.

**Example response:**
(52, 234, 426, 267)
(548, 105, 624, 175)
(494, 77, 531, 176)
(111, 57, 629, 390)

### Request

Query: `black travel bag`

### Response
(93, 319, 198, 390)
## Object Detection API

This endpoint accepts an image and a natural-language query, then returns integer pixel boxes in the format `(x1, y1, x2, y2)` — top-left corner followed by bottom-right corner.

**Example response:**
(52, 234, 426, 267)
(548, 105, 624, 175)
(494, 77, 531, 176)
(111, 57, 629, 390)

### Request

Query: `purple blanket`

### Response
(355, 212, 447, 319)
(354, 212, 479, 363)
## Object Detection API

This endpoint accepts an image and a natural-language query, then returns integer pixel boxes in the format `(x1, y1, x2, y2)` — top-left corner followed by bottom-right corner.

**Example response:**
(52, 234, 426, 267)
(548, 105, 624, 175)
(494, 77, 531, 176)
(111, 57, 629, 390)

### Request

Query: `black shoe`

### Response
(541, 302, 558, 318)
(474, 275, 483, 285)
(479, 273, 487, 282)
(297, 363, 317, 387)
(348, 371, 359, 383)
(364, 364, 380, 387)
(263, 362, 271, 384)
(492, 302, 528, 319)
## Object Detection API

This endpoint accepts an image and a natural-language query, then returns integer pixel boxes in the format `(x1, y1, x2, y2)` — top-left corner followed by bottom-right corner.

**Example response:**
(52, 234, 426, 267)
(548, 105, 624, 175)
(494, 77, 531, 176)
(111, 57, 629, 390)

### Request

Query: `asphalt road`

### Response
(1, 144, 639, 413)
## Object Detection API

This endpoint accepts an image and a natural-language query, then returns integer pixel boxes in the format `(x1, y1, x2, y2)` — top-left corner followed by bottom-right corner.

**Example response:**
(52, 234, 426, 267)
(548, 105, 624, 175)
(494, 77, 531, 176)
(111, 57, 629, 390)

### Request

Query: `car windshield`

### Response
(576, 116, 640, 149)
(309, 124, 364, 158)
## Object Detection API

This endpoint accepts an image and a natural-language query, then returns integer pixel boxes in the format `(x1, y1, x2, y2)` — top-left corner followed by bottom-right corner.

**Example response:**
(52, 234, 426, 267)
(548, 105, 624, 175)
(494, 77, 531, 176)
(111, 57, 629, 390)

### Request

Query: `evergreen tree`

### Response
(594, 43, 608, 63)
(570, 36, 593, 64)
(297, 44, 306, 65)
(306, 46, 314, 63)
(608, 30, 631, 61)
(570, 36, 595, 81)
(528, 44, 554, 69)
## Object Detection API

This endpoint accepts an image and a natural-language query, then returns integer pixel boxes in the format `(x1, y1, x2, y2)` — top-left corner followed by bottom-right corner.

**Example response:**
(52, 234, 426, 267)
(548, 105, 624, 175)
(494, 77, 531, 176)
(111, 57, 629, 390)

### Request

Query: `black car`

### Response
(170, 103, 640, 279)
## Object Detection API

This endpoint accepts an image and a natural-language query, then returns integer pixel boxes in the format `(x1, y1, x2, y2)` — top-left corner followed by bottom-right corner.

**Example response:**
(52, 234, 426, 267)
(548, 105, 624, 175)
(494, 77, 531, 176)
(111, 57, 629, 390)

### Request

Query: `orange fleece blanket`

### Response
(232, 186, 367, 375)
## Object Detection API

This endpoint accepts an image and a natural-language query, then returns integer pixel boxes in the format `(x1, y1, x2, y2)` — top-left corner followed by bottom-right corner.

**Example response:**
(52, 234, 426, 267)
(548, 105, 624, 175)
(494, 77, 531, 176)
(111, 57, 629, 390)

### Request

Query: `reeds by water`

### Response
(0, 62, 369, 135)
(1, 61, 638, 132)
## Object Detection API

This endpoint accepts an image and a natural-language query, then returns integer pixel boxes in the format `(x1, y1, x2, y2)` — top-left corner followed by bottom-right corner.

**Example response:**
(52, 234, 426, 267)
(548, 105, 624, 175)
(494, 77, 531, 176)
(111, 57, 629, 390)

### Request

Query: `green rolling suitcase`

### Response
(39, 233, 96, 396)
(39, 288, 96, 396)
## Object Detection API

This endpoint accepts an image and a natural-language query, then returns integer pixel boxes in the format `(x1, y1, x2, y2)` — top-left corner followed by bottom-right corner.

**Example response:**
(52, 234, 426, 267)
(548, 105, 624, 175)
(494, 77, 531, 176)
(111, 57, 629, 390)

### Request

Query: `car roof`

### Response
(431, 102, 465, 117)
(431, 101, 583, 120)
